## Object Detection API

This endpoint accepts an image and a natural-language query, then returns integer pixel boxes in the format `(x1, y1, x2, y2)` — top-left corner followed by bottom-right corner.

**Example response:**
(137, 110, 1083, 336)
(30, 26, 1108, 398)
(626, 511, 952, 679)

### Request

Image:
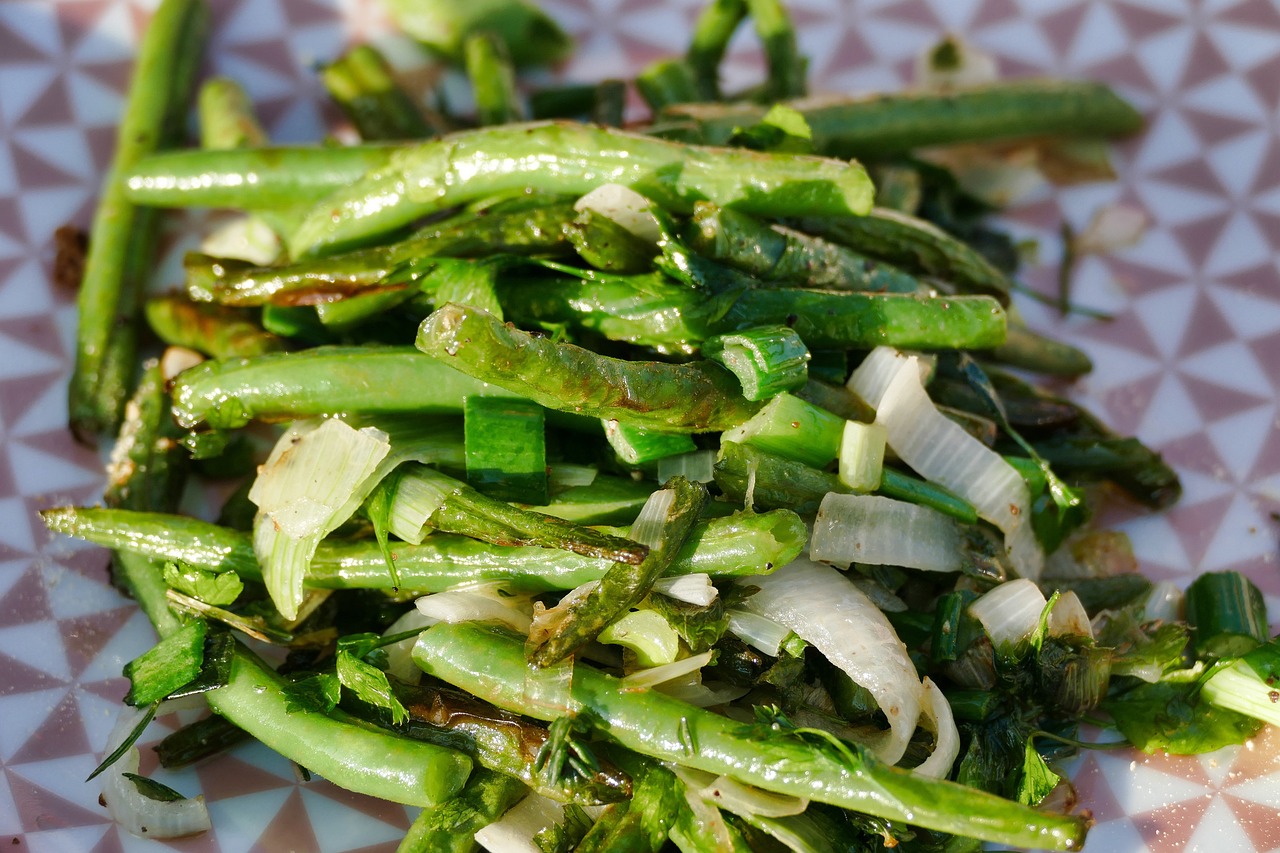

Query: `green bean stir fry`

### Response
(47, 0, 1280, 851)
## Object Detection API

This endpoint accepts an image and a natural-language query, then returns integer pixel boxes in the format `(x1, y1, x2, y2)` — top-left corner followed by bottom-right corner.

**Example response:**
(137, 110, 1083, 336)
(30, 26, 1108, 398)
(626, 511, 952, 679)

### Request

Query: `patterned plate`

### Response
(3, 1, 1278, 851)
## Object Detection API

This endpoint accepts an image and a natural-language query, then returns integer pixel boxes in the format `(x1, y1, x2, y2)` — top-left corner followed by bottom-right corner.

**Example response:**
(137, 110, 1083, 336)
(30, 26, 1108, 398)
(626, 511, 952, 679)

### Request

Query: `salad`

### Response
(33, 0, 1280, 851)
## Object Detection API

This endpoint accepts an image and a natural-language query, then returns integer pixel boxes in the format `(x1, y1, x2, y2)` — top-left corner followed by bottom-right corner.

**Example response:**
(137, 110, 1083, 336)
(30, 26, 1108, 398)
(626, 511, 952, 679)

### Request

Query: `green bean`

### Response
(289, 121, 875, 257)
(689, 203, 920, 293)
(798, 208, 1013, 303)
(183, 199, 576, 307)
(418, 303, 761, 432)
(636, 59, 703, 112)
(660, 79, 1143, 157)
(988, 323, 1093, 378)
(170, 346, 518, 429)
(397, 465, 650, 564)
(145, 293, 284, 358)
(70, 0, 208, 438)
(574, 762, 678, 853)
(322, 45, 435, 141)
(208, 644, 472, 807)
(41, 506, 806, 590)
(529, 477, 708, 667)
(687, 0, 747, 100)
(464, 32, 524, 126)
(198, 77, 268, 150)
(124, 144, 399, 210)
(383, 0, 573, 67)
(413, 622, 1091, 850)
(744, 0, 806, 101)
(591, 80, 628, 128)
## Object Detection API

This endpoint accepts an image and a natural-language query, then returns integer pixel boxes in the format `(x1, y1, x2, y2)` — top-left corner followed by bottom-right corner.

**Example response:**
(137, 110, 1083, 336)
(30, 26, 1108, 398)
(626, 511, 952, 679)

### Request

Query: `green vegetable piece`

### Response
(399, 768, 527, 853)
(163, 562, 242, 606)
(464, 32, 524, 126)
(465, 396, 548, 504)
(289, 121, 875, 258)
(990, 323, 1093, 378)
(720, 392, 844, 469)
(728, 104, 815, 154)
(565, 209, 657, 274)
(336, 649, 409, 724)
(414, 622, 1092, 851)
(603, 420, 698, 466)
(321, 44, 434, 141)
(125, 144, 400, 211)
(122, 773, 187, 803)
(529, 477, 709, 666)
(384, 0, 573, 67)
(198, 77, 268, 150)
(524, 474, 656, 525)
(418, 304, 761, 433)
(636, 59, 703, 112)
(145, 294, 283, 358)
(1203, 639, 1280, 728)
(686, 0, 746, 100)
(1102, 676, 1262, 755)
(124, 619, 206, 706)
(171, 346, 520, 430)
(598, 609, 682, 667)
(208, 645, 472, 806)
(743, 0, 807, 101)
(702, 325, 809, 401)
(662, 79, 1144, 157)
(154, 714, 251, 770)
(1016, 740, 1061, 806)
(1186, 571, 1269, 660)
(689, 203, 919, 293)
(69, 0, 209, 438)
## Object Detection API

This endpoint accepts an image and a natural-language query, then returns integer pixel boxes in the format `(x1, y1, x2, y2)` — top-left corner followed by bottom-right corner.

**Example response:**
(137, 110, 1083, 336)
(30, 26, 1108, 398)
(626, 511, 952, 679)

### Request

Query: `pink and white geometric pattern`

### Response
(2, 1, 1278, 851)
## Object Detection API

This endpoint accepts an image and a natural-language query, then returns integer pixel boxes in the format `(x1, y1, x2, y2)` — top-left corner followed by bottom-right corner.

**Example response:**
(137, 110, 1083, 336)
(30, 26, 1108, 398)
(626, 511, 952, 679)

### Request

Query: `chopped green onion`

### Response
(702, 326, 810, 401)
(719, 392, 844, 469)
(465, 396, 549, 505)
(599, 609, 683, 667)
(837, 420, 885, 492)
(123, 620, 206, 707)
(604, 419, 698, 465)
(1202, 639, 1280, 727)
(1186, 571, 1269, 660)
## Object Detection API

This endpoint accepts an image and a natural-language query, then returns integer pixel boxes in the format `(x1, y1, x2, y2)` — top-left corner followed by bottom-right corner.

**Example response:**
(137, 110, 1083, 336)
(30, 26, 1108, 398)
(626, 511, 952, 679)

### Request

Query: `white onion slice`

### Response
(574, 184, 662, 242)
(100, 705, 211, 840)
(652, 573, 718, 607)
(810, 493, 963, 572)
(912, 677, 960, 778)
(382, 607, 434, 684)
(1047, 589, 1092, 640)
(969, 578, 1047, 651)
(620, 650, 714, 691)
(701, 775, 809, 818)
(726, 609, 793, 657)
(1143, 581, 1183, 623)
(743, 558, 921, 765)
(416, 585, 533, 633)
(850, 347, 1043, 579)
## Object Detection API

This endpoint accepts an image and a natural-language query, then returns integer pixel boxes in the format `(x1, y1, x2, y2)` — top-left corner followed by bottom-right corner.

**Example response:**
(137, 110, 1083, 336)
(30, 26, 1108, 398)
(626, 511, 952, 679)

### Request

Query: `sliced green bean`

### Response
(322, 45, 435, 141)
(413, 623, 1090, 850)
(687, 0, 747, 100)
(145, 293, 284, 358)
(208, 645, 472, 807)
(397, 769, 526, 853)
(70, 0, 208, 437)
(417, 303, 761, 432)
(988, 323, 1093, 378)
(464, 32, 524, 126)
(636, 59, 704, 112)
(125, 144, 400, 210)
(383, 0, 573, 67)
(198, 77, 268, 150)
(661, 79, 1143, 157)
(289, 121, 875, 257)
(40, 506, 806, 591)
(744, 0, 806, 101)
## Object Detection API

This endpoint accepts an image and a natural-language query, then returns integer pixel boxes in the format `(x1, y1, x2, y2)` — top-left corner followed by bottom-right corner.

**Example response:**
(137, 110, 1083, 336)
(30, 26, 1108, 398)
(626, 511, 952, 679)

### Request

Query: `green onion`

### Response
(465, 396, 548, 505)
(1202, 639, 1280, 727)
(1186, 571, 1269, 660)
(702, 326, 810, 401)
(123, 619, 206, 707)
(719, 392, 844, 468)
(604, 420, 698, 465)
(464, 31, 525, 126)
(837, 420, 885, 492)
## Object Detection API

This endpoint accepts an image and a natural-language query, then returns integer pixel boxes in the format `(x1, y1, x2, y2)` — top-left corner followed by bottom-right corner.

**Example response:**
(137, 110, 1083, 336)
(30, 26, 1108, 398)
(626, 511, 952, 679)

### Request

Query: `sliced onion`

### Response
(743, 558, 921, 765)
(914, 36, 998, 91)
(1047, 589, 1092, 640)
(548, 463, 598, 490)
(810, 493, 963, 573)
(658, 679, 749, 708)
(652, 573, 718, 607)
(100, 705, 211, 840)
(912, 677, 960, 778)
(850, 348, 1042, 579)
(701, 775, 809, 818)
(416, 584, 534, 633)
(1143, 581, 1183, 623)
(620, 650, 714, 691)
(382, 607, 434, 684)
(726, 609, 793, 657)
(969, 578, 1047, 651)
(669, 766, 741, 850)
(574, 184, 661, 243)
(656, 450, 717, 484)
(629, 487, 675, 548)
